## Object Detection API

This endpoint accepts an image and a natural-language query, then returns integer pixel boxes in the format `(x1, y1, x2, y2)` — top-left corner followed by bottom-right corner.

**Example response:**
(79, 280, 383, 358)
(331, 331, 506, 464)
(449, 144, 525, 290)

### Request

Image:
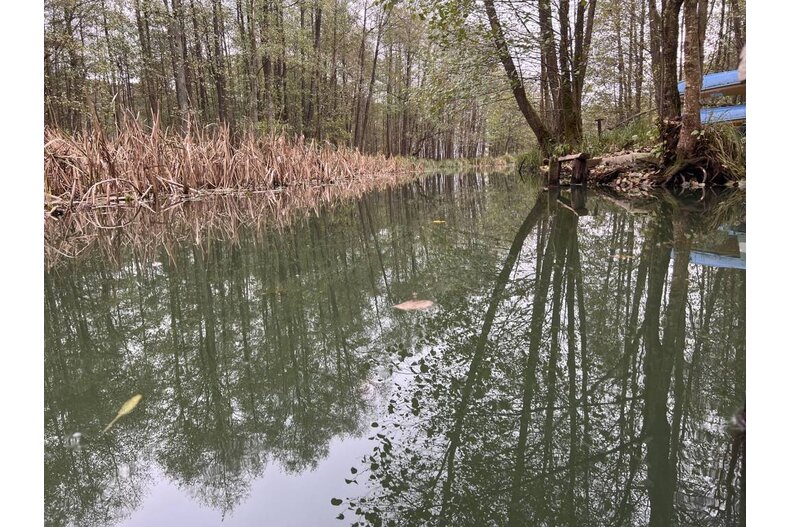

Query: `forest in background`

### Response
(44, 0, 745, 160)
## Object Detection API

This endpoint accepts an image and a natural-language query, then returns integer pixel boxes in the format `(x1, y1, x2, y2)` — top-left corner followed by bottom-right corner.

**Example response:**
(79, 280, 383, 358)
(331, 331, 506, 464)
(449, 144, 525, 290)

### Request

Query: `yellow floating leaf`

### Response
(102, 394, 143, 434)
(394, 299, 435, 311)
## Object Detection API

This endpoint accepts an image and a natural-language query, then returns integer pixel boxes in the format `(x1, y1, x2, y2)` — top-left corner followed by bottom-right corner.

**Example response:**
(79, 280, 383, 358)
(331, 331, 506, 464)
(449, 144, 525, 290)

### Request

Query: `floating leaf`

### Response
(393, 299, 434, 311)
(331, 498, 343, 506)
(336, 513, 345, 520)
(432, 220, 446, 224)
(350, 467, 358, 474)
(102, 394, 143, 434)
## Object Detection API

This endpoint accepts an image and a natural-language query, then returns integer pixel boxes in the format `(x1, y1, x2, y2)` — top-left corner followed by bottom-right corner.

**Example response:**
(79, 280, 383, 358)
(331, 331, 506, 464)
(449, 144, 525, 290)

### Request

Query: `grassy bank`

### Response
(583, 117, 657, 157)
(45, 118, 416, 208)
(516, 115, 745, 184)
(517, 117, 657, 172)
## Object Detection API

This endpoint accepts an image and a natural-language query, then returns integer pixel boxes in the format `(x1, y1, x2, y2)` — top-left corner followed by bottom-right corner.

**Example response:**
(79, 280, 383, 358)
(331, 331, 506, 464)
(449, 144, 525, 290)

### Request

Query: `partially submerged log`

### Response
(588, 151, 660, 187)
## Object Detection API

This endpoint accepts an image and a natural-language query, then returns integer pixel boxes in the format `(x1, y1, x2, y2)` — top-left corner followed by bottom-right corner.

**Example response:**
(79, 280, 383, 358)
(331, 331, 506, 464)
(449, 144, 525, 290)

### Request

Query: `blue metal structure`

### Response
(678, 70, 745, 96)
(689, 251, 746, 270)
(678, 69, 746, 125)
(700, 104, 746, 125)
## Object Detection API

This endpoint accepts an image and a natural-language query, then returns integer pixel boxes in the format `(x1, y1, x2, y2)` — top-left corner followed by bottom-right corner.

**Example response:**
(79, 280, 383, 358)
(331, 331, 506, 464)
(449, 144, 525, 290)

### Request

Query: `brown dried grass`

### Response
(44, 116, 415, 207)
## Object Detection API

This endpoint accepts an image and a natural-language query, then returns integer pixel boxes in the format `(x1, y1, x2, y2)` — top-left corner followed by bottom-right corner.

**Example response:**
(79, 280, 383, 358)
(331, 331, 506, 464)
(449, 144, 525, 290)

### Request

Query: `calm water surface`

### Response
(45, 173, 745, 526)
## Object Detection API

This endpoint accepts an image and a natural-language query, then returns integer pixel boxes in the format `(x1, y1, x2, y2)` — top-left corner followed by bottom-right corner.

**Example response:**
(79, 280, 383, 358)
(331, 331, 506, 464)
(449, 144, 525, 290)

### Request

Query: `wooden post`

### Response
(571, 153, 589, 186)
(547, 157, 560, 187)
(596, 118, 604, 139)
(547, 187, 560, 212)
(570, 187, 589, 215)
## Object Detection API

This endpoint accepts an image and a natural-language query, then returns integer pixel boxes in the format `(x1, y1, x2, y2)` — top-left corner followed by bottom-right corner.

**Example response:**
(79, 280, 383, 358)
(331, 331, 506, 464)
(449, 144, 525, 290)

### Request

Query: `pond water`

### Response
(45, 173, 745, 527)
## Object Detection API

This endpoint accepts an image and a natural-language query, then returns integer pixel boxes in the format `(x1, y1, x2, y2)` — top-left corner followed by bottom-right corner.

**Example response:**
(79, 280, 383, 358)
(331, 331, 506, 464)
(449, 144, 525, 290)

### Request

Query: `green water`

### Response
(44, 173, 745, 527)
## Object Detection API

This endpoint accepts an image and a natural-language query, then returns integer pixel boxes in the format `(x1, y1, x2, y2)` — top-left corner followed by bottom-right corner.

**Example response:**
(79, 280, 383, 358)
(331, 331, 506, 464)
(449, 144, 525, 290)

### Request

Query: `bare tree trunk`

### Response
(352, 2, 368, 147)
(278, 4, 289, 123)
(635, 0, 646, 112)
(538, 0, 562, 133)
(164, 0, 191, 126)
(188, 0, 209, 119)
(483, 0, 555, 155)
(134, 0, 159, 116)
(211, 0, 228, 124)
(572, 0, 597, 136)
(299, 2, 307, 134)
(305, 1, 322, 137)
(615, 8, 626, 121)
(679, 0, 703, 157)
(557, 0, 581, 146)
(245, 0, 260, 126)
(262, 0, 274, 123)
(649, 0, 683, 121)
(400, 48, 413, 156)
(730, 0, 744, 65)
(360, 11, 385, 152)
(385, 43, 393, 157)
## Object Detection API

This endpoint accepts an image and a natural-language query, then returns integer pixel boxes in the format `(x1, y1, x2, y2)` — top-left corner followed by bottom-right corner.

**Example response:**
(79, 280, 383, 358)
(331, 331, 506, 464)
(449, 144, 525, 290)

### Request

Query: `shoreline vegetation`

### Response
(43, 111, 743, 220)
(519, 116, 746, 194)
(45, 116, 417, 213)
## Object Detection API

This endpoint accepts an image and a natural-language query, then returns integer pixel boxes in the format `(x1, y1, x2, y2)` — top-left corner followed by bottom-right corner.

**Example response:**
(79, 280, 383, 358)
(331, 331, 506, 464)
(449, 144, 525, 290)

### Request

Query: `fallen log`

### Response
(593, 152, 659, 168)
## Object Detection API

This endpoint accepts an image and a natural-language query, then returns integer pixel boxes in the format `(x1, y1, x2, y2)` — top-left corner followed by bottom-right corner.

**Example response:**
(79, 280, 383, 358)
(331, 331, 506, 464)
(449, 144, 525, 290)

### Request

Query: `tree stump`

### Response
(571, 155, 589, 186)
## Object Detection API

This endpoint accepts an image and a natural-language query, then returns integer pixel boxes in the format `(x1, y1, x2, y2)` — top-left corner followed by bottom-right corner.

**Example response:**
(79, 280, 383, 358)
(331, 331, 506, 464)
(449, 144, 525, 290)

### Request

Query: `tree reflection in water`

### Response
(348, 189, 745, 527)
(44, 176, 744, 527)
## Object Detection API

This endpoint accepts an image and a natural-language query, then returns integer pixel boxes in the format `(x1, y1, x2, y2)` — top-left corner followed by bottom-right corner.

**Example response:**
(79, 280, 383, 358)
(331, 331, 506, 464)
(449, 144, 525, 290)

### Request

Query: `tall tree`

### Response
(164, 0, 191, 126)
(678, 0, 704, 157)
(648, 0, 683, 121)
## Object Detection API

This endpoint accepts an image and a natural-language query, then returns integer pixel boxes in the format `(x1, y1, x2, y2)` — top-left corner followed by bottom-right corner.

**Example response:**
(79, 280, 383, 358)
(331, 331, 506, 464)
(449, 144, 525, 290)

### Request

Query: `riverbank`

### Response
(530, 119, 745, 194)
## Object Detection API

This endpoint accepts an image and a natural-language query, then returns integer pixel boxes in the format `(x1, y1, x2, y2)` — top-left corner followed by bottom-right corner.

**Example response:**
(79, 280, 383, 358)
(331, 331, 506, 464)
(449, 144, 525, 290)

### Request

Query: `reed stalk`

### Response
(45, 117, 415, 207)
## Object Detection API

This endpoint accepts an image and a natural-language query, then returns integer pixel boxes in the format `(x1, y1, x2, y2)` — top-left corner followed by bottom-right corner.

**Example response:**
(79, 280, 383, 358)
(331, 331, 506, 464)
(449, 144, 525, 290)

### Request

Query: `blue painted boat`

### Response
(679, 70, 745, 96)
(689, 251, 746, 270)
(700, 104, 746, 125)
(677, 69, 746, 125)
(671, 249, 746, 270)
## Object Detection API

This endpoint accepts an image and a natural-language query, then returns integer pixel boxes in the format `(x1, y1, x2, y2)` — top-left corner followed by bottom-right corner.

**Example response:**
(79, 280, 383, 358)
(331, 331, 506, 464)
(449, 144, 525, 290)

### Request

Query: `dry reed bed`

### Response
(45, 166, 417, 271)
(45, 119, 414, 207)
